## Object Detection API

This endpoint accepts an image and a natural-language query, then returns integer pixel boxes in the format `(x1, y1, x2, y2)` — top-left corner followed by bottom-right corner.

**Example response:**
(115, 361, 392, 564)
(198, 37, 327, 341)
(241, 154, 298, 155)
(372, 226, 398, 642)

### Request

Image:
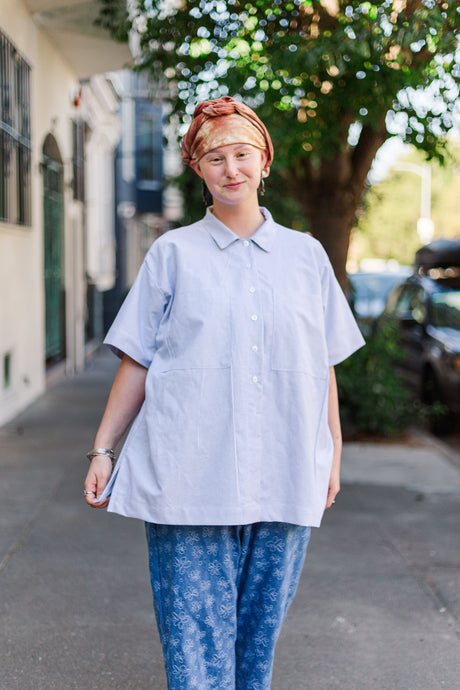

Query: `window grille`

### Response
(0, 30, 31, 226)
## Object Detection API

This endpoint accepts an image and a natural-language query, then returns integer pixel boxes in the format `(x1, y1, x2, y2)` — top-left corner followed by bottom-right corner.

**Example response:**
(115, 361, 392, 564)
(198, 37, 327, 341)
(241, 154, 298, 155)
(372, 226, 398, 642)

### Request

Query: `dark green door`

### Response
(43, 156, 65, 363)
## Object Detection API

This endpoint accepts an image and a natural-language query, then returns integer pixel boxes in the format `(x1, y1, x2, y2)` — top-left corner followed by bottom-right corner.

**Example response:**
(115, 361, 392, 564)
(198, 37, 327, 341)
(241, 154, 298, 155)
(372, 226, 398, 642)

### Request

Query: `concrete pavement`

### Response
(0, 349, 459, 689)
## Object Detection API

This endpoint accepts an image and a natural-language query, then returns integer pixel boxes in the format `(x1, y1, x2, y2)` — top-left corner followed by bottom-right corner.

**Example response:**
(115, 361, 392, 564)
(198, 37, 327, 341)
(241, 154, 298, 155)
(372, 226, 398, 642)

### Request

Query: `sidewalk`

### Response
(1, 349, 459, 690)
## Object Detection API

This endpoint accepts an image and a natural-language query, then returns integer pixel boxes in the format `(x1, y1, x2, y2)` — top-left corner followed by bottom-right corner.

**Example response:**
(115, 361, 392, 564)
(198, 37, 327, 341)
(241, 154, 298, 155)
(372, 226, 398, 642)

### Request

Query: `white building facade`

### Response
(0, 0, 131, 425)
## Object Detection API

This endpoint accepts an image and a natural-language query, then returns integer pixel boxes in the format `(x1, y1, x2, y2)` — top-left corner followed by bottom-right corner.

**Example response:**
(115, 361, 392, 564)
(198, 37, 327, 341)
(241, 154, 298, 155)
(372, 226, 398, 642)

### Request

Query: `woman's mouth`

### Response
(225, 182, 244, 190)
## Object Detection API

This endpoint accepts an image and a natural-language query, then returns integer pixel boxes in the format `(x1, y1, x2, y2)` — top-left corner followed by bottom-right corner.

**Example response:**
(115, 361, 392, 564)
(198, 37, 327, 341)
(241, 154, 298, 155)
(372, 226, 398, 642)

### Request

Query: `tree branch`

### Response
(391, 0, 424, 21)
(298, 1, 340, 32)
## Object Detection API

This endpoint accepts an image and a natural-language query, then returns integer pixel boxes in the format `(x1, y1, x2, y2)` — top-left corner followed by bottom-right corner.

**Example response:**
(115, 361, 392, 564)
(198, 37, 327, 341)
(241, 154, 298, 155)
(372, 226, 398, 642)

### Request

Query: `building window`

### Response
(72, 119, 85, 202)
(135, 100, 163, 214)
(136, 101, 162, 187)
(0, 30, 31, 226)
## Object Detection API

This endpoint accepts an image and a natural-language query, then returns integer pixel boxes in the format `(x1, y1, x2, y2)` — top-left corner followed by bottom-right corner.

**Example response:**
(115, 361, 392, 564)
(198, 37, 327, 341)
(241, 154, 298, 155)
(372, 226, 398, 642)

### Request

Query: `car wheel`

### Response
(422, 369, 454, 436)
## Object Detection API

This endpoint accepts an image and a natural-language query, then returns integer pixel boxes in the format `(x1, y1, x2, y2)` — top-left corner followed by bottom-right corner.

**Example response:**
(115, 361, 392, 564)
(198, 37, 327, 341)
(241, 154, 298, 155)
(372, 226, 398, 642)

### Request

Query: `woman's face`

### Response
(197, 143, 268, 208)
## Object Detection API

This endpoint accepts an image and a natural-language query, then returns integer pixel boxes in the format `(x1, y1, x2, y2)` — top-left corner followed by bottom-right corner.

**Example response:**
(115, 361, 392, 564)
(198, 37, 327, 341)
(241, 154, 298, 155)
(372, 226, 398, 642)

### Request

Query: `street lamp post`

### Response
(393, 162, 434, 244)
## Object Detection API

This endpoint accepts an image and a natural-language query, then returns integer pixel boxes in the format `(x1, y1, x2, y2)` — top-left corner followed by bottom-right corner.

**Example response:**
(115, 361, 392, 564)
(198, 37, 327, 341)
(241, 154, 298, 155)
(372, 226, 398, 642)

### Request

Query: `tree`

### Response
(98, 0, 460, 286)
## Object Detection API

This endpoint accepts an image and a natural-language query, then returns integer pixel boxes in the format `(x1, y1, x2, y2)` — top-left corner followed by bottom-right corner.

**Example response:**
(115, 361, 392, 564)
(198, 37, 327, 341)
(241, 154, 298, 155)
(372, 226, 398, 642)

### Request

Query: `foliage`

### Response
(352, 142, 460, 267)
(336, 321, 423, 437)
(98, 1, 460, 162)
(95, 0, 130, 42)
(97, 1, 460, 283)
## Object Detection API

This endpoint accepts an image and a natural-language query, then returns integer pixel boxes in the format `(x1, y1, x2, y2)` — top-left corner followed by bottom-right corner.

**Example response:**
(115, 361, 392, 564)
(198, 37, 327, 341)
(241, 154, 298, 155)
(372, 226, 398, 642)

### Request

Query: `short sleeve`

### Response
(104, 260, 170, 368)
(321, 255, 365, 366)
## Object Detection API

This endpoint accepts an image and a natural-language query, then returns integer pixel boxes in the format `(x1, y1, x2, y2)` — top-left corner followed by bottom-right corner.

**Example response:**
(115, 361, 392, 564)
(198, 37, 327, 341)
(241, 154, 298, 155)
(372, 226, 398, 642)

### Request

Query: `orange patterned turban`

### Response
(181, 96, 274, 168)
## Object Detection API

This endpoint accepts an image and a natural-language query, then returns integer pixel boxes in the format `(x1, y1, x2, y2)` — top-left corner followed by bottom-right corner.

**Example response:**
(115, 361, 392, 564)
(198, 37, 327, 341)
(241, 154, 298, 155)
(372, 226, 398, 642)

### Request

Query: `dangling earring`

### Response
(202, 180, 211, 206)
(259, 172, 265, 196)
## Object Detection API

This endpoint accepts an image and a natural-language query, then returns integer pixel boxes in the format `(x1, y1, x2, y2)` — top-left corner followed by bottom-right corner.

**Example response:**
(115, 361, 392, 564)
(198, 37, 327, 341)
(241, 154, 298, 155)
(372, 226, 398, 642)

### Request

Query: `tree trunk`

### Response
(304, 188, 356, 290)
(288, 124, 388, 290)
(289, 166, 362, 290)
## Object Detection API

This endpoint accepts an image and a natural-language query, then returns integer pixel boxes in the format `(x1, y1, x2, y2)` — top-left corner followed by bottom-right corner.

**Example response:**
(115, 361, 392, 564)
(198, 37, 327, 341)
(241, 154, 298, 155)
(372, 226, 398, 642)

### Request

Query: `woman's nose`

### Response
(224, 157, 238, 177)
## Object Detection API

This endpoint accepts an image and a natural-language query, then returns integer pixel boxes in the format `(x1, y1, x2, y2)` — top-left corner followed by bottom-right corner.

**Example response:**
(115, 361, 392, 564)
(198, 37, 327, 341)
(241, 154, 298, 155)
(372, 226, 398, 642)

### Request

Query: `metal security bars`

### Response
(0, 30, 31, 226)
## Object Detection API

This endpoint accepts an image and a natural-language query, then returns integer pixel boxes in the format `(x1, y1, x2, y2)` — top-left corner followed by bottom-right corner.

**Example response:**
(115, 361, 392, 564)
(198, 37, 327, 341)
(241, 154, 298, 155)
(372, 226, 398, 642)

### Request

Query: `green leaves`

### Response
(336, 322, 424, 438)
(97, 0, 459, 167)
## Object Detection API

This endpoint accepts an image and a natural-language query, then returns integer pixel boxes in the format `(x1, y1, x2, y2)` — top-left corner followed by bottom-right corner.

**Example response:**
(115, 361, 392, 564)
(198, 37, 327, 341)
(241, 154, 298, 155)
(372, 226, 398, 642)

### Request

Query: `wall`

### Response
(0, 0, 113, 425)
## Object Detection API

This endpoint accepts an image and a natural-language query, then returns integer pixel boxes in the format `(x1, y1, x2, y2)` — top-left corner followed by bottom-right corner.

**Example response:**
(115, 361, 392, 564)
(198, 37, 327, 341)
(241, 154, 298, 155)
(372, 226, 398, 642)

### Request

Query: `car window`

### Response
(431, 291, 460, 330)
(393, 285, 426, 323)
(393, 286, 415, 316)
(410, 288, 427, 324)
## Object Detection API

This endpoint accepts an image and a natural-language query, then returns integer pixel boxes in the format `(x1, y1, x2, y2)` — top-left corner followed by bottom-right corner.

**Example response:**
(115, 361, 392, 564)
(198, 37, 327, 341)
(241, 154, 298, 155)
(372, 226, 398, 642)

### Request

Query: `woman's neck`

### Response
(211, 199, 265, 238)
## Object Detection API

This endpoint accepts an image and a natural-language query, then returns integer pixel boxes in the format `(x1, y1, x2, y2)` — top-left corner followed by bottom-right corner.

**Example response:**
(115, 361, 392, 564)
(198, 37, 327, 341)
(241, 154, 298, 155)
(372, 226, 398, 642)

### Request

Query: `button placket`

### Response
(251, 305, 260, 383)
(237, 237, 261, 385)
(242, 237, 252, 268)
(250, 279, 260, 383)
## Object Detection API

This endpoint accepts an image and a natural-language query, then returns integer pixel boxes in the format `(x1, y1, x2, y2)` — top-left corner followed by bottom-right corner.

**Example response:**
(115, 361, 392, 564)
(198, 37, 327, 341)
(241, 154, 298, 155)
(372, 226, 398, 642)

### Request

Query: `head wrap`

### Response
(181, 96, 274, 168)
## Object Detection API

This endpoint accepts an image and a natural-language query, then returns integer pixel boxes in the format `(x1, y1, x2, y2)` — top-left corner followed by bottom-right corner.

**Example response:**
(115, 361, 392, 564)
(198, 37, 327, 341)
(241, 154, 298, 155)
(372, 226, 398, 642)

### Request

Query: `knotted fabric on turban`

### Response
(181, 96, 274, 168)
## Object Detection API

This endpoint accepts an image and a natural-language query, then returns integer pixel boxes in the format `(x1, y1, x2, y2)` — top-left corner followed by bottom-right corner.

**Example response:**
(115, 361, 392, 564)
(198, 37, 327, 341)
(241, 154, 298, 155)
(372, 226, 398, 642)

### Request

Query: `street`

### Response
(1, 349, 459, 689)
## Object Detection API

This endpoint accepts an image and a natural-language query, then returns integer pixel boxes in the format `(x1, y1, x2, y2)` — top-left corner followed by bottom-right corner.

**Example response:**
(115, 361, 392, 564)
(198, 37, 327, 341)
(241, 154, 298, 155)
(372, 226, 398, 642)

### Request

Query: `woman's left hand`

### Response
(325, 464, 340, 509)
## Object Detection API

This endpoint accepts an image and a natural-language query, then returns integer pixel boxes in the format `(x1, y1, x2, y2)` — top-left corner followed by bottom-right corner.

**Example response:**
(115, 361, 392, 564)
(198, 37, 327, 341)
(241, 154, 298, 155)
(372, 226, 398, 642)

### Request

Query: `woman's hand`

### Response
(83, 355, 148, 510)
(325, 463, 340, 509)
(84, 456, 113, 508)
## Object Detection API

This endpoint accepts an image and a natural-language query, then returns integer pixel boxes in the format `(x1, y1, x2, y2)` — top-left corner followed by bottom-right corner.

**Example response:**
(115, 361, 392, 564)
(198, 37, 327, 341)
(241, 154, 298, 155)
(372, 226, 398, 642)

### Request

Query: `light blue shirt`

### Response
(100, 208, 364, 527)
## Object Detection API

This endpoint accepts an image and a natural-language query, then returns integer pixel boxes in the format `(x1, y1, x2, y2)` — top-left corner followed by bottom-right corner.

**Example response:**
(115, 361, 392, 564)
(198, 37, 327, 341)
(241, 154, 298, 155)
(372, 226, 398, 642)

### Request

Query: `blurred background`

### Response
(1, 1, 459, 443)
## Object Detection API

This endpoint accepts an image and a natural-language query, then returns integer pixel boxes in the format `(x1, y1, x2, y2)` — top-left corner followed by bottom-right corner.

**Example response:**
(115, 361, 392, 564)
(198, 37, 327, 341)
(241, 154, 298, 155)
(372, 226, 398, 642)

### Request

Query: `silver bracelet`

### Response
(86, 448, 116, 466)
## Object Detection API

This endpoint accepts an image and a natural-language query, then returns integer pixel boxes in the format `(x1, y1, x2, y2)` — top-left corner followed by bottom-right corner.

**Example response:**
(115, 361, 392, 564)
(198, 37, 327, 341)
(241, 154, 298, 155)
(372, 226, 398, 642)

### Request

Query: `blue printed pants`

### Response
(145, 522, 311, 690)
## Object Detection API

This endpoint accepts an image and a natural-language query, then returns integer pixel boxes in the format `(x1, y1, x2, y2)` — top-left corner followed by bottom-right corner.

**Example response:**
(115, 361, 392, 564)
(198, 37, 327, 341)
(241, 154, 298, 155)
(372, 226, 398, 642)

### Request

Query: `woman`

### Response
(84, 96, 364, 689)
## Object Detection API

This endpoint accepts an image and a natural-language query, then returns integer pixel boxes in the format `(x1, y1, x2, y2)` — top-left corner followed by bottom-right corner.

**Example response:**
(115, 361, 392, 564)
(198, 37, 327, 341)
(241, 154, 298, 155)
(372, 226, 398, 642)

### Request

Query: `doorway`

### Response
(42, 134, 65, 364)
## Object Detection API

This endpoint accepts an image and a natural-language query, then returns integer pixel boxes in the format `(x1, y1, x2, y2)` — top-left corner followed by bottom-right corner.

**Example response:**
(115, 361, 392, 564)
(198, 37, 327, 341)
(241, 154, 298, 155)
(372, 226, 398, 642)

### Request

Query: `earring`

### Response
(202, 180, 211, 206)
(259, 172, 265, 196)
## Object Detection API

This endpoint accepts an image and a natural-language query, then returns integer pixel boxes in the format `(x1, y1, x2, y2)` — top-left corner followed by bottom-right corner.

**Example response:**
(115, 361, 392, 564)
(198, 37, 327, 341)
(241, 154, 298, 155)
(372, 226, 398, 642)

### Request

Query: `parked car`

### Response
(381, 267, 460, 434)
(348, 270, 411, 334)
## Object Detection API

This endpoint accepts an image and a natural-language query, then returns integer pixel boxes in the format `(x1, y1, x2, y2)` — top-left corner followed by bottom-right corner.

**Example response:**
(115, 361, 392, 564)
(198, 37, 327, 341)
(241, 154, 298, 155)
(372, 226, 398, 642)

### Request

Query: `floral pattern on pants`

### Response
(145, 522, 311, 690)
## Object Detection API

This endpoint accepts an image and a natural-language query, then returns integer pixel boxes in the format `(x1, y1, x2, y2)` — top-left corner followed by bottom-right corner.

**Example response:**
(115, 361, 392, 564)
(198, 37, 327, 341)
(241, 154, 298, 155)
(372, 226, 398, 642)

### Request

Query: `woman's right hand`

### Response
(84, 456, 113, 508)
(83, 355, 148, 509)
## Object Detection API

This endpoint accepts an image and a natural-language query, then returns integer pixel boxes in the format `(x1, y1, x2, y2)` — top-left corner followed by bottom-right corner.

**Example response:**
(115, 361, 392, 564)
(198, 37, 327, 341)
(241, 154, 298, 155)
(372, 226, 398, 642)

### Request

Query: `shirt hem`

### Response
(106, 498, 322, 528)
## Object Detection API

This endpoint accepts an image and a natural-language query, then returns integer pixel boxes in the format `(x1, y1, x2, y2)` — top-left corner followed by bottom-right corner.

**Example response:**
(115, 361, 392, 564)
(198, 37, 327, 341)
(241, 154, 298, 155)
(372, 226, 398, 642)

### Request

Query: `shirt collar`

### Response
(203, 207, 276, 252)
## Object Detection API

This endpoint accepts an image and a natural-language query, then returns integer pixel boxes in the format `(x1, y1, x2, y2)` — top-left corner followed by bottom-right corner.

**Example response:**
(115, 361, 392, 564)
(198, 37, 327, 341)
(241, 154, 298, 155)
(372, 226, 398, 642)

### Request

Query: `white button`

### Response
(243, 240, 250, 247)
(252, 376, 258, 383)
(252, 345, 258, 352)
(249, 286, 256, 293)
(251, 314, 258, 321)
(246, 263, 251, 269)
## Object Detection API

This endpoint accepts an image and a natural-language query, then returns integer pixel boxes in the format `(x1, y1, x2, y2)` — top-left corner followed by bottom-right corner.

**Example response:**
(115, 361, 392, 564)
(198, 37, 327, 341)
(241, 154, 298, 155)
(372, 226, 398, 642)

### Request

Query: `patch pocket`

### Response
(271, 290, 328, 375)
(166, 286, 231, 369)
